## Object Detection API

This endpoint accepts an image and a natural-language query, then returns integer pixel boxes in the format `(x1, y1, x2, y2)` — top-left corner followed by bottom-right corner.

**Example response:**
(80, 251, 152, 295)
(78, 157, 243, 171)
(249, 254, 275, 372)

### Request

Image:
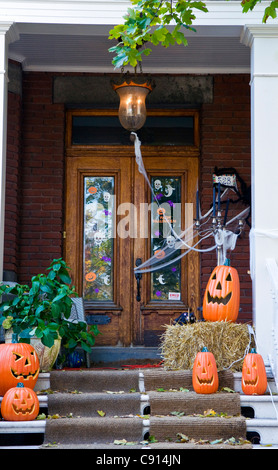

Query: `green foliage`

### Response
(241, 0, 278, 22)
(0, 258, 99, 352)
(108, 0, 208, 68)
(109, 0, 278, 69)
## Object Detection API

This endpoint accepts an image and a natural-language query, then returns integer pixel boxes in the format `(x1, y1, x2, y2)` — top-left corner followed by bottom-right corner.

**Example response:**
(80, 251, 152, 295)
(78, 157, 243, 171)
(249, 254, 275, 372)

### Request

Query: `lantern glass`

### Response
(115, 85, 150, 132)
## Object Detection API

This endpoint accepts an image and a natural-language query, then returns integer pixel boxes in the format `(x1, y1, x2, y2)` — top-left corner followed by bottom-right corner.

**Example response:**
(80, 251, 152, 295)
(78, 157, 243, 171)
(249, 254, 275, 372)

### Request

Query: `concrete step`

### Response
(246, 418, 278, 446)
(241, 394, 278, 419)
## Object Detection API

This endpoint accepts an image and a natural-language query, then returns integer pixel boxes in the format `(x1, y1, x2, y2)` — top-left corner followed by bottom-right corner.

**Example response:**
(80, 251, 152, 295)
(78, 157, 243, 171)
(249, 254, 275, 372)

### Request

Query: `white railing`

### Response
(266, 258, 278, 391)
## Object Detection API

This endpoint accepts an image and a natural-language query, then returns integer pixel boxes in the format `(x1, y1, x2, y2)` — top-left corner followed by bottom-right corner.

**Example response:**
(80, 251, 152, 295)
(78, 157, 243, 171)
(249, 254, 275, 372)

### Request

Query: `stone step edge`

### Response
(246, 418, 278, 445)
(0, 420, 46, 434)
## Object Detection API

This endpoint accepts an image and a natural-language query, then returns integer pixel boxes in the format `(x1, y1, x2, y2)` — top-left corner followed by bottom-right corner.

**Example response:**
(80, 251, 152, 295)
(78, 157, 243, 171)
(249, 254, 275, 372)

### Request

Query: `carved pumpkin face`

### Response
(203, 264, 240, 322)
(192, 347, 219, 394)
(0, 342, 40, 395)
(242, 349, 267, 395)
(1, 383, 40, 421)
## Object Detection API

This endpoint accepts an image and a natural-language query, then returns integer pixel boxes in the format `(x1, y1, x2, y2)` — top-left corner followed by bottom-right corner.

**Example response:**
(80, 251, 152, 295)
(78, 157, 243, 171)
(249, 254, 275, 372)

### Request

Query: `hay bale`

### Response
(160, 321, 255, 372)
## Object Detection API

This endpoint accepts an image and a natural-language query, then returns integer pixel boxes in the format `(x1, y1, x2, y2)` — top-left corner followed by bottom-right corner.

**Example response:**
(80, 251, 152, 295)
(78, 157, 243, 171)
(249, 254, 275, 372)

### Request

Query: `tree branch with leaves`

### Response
(109, 0, 278, 69)
(108, 0, 208, 68)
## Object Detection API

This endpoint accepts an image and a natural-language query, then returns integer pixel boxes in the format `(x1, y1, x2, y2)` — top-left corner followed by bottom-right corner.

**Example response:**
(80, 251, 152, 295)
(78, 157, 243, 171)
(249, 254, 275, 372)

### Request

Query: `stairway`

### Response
(1, 366, 277, 449)
(40, 368, 251, 449)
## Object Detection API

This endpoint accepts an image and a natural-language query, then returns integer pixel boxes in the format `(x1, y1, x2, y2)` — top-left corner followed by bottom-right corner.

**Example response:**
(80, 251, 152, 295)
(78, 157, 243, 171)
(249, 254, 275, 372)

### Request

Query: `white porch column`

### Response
(0, 22, 18, 281)
(241, 25, 278, 361)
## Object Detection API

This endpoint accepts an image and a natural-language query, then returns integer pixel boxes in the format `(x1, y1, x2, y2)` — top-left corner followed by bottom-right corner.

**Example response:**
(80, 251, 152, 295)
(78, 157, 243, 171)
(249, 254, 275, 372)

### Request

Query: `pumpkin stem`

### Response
(17, 383, 24, 388)
(201, 347, 209, 352)
(250, 348, 257, 353)
(224, 258, 231, 266)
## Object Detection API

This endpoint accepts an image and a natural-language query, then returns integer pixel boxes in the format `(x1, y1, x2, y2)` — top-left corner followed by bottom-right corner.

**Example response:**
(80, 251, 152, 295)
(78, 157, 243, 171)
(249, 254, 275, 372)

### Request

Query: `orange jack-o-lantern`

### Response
(0, 337, 40, 395)
(242, 348, 267, 395)
(203, 263, 240, 322)
(85, 271, 97, 282)
(154, 249, 165, 259)
(192, 347, 219, 394)
(1, 383, 40, 421)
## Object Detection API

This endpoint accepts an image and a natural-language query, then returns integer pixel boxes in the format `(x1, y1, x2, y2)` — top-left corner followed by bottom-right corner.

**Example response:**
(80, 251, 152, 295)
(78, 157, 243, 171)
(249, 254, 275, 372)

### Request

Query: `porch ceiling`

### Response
(8, 23, 250, 74)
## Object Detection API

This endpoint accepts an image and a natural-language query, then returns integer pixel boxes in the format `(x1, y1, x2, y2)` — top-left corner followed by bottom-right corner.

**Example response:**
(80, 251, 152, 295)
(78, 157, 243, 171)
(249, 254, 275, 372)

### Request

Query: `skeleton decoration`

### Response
(94, 231, 106, 246)
(131, 133, 250, 275)
(103, 191, 111, 202)
(154, 179, 162, 190)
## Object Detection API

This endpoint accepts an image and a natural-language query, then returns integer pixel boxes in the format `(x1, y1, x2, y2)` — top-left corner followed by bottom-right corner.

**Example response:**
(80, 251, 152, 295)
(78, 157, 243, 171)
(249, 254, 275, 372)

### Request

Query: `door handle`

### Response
(135, 258, 142, 302)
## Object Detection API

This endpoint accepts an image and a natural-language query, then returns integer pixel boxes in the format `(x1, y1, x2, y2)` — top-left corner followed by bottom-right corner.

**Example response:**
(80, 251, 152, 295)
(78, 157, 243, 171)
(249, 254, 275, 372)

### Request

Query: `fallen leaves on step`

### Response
(113, 439, 138, 446)
(175, 434, 251, 446)
(97, 410, 106, 417)
(156, 387, 190, 393)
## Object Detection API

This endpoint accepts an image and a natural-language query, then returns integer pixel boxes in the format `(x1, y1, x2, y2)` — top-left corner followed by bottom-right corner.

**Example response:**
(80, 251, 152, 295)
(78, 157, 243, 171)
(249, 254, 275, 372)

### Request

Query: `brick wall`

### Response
(18, 72, 65, 282)
(200, 75, 252, 323)
(4, 71, 252, 321)
(5, 91, 22, 279)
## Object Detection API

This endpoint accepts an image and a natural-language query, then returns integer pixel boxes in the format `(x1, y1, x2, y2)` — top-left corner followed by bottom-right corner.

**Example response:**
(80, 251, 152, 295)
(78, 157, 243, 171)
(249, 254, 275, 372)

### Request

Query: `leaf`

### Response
(210, 439, 224, 445)
(176, 433, 189, 443)
(203, 409, 217, 417)
(97, 410, 106, 417)
(170, 411, 185, 417)
(114, 439, 128, 445)
(48, 414, 61, 419)
(222, 387, 236, 393)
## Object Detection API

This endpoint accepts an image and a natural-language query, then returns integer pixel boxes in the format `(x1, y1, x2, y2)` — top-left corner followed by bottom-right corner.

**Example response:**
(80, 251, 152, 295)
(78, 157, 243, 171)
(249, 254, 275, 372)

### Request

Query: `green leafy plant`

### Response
(241, 0, 278, 22)
(0, 258, 99, 353)
(109, 0, 277, 69)
(108, 0, 208, 68)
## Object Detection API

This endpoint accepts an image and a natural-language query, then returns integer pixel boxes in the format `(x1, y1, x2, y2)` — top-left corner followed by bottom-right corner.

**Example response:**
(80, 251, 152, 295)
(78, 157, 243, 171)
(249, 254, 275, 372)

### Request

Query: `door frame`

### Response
(64, 108, 200, 346)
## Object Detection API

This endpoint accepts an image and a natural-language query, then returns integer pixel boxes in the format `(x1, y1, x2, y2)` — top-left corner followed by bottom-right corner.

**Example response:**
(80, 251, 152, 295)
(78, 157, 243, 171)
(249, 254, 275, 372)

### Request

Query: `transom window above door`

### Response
(66, 109, 200, 149)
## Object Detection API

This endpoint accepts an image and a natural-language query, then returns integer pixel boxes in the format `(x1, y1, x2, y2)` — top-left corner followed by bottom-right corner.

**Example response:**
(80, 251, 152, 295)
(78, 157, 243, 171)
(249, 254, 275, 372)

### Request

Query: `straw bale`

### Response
(160, 321, 255, 372)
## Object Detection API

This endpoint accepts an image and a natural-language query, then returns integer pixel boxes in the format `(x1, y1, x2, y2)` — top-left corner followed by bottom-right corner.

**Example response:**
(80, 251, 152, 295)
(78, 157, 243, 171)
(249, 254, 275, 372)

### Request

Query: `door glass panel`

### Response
(72, 114, 195, 146)
(151, 176, 182, 301)
(83, 176, 114, 302)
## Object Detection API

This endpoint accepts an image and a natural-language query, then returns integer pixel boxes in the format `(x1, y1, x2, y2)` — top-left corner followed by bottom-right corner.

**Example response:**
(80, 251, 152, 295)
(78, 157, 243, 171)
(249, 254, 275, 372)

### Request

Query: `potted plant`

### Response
(0, 258, 99, 370)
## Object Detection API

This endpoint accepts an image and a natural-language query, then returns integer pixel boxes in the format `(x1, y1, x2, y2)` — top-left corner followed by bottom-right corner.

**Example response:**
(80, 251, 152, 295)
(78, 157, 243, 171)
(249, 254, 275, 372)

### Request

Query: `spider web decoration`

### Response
(131, 134, 250, 274)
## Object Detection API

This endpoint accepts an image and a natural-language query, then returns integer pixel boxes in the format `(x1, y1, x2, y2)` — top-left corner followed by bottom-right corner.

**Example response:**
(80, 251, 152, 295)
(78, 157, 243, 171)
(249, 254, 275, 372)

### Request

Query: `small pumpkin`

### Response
(0, 334, 40, 395)
(242, 348, 267, 395)
(203, 261, 240, 322)
(1, 383, 40, 421)
(192, 347, 219, 394)
(154, 249, 165, 259)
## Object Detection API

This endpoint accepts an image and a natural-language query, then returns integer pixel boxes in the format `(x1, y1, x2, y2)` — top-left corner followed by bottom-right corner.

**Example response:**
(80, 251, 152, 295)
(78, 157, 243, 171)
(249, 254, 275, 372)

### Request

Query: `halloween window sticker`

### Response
(150, 176, 182, 301)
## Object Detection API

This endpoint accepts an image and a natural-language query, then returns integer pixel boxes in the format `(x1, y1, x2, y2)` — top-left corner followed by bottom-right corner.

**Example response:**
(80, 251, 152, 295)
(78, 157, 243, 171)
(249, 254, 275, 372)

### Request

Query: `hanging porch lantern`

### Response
(112, 73, 155, 132)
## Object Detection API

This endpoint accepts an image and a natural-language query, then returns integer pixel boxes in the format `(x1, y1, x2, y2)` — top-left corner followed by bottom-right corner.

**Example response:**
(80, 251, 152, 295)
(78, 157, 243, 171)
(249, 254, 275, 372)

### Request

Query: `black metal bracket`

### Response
(135, 258, 142, 302)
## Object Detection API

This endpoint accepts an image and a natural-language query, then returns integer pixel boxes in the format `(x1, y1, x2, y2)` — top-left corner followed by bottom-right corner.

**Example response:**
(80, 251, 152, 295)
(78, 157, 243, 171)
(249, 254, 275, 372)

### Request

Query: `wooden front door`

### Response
(64, 109, 200, 347)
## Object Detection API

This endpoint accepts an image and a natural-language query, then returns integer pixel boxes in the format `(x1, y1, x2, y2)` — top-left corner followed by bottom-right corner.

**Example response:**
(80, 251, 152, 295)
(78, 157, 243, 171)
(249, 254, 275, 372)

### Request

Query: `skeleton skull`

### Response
(94, 231, 105, 246)
(166, 236, 176, 248)
(103, 192, 110, 202)
(154, 179, 162, 190)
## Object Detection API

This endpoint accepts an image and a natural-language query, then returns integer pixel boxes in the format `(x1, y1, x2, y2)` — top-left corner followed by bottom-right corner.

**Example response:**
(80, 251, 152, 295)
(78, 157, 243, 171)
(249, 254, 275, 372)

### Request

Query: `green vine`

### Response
(108, 0, 278, 69)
